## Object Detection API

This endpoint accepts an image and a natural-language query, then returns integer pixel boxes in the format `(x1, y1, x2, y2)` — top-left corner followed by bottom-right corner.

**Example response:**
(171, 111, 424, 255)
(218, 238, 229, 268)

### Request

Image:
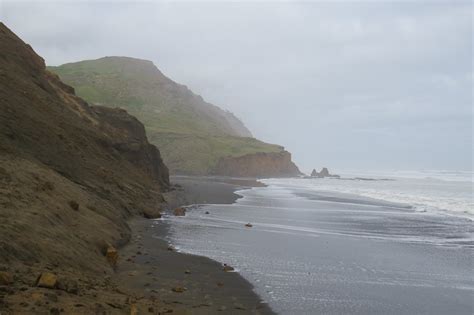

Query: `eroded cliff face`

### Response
(0, 22, 168, 272)
(213, 151, 301, 178)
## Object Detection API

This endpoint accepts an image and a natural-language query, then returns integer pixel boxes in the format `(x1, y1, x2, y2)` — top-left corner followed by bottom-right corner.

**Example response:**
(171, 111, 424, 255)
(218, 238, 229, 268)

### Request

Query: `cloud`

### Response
(1, 0, 472, 171)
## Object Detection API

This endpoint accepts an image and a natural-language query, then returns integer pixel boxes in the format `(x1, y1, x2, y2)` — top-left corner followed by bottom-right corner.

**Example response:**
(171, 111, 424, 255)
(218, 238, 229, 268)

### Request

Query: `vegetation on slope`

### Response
(49, 57, 284, 174)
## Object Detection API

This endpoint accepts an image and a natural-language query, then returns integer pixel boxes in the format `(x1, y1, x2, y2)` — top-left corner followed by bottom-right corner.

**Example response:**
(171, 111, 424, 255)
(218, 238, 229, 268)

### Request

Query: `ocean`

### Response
(164, 171, 473, 314)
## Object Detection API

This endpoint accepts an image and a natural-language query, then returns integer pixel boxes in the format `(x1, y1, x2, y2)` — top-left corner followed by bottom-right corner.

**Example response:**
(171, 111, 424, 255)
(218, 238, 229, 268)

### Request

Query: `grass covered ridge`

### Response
(49, 57, 284, 174)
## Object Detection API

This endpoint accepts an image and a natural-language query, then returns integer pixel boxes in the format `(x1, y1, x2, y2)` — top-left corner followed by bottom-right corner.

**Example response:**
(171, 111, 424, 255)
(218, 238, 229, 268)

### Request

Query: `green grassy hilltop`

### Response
(49, 57, 283, 174)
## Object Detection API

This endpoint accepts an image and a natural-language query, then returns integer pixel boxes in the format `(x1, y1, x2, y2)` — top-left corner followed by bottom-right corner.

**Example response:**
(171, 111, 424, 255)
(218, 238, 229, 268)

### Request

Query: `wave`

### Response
(261, 177, 474, 219)
(337, 169, 473, 183)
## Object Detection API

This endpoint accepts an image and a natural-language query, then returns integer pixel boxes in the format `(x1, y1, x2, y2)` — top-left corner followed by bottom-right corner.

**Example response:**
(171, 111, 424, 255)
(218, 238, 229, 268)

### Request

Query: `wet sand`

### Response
(165, 180, 474, 314)
(112, 176, 274, 314)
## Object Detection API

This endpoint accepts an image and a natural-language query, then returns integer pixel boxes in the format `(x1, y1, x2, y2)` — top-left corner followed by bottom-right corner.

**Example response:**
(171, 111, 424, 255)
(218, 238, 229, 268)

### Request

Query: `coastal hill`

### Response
(49, 57, 301, 177)
(0, 23, 275, 314)
(0, 20, 168, 298)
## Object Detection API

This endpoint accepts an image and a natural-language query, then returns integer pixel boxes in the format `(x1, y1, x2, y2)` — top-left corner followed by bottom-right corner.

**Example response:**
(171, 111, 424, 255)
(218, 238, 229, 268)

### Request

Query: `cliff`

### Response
(49, 57, 299, 176)
(213, 151, 302, 178)
(0, 21, 168, 275)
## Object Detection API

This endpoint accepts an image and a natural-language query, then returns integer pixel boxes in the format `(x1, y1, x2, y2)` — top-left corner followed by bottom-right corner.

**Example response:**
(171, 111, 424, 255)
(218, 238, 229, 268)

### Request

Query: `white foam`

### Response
(261, 175, 474, 220)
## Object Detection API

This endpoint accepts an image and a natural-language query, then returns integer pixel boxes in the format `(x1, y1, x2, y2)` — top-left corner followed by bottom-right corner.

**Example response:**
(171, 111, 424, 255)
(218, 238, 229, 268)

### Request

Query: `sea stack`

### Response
(319, 167, 330, 177)
(310, 167, 340, 178)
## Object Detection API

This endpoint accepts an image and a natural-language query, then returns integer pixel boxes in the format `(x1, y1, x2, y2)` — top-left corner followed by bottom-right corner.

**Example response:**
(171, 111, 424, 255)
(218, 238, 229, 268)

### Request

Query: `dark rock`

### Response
(0, 285, 14, 294)
(171, 286, 186, 293)
(0, 271, 13, 285)
(234, 303, 246, 310)
(57, 279, 78, 295)
(245, 223, 253, 228)
(44, 292, 58, 302)
(143, 208, 162, 219)
(68, 200, 79, 211)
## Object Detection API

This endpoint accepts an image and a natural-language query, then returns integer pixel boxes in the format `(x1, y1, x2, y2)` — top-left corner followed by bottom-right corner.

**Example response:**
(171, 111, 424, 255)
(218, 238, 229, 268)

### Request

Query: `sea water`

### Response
(165, 171, 473, 314)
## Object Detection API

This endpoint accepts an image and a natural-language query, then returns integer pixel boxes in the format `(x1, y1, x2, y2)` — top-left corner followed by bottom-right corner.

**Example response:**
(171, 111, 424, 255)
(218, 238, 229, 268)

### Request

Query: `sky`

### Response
(1, 0, 472, 173)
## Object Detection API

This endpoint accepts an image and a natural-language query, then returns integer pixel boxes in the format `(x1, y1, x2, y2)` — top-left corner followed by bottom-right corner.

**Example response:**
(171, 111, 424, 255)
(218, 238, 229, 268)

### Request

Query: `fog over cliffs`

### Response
(2, 1, 471, 172)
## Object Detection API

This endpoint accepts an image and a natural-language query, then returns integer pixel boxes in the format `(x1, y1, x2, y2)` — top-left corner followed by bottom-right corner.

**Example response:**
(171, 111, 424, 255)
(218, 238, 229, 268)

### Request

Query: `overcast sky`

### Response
(1, 0, 472, 172)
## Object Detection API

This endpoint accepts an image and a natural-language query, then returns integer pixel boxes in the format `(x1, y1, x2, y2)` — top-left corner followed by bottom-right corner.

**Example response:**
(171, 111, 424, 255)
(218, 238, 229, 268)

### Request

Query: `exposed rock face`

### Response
(0, 22, 168, 273)
(311, 169, 318, 177)
(213, 151, 301, 178)
(92, 106, 169, 186)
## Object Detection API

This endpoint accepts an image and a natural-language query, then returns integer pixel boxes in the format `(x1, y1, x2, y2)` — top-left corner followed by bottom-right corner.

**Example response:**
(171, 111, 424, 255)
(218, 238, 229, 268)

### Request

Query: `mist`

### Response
(2, 0, 472, 172)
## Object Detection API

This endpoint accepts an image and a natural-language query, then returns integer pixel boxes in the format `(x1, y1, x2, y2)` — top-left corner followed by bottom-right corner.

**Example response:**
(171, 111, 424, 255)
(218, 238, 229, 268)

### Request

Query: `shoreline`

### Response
(0, 176, 274, 314)
(114, 176, 275, 314)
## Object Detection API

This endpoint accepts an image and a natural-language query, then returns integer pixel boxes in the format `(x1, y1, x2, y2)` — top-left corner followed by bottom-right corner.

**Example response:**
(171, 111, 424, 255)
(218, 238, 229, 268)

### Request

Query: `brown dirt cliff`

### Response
(0, 22, 169, 273)
(213, 151, 302, 178)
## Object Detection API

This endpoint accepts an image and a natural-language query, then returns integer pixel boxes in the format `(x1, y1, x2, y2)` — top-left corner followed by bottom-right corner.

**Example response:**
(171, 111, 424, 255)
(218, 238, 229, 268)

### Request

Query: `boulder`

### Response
(143, 208, 162, 219)
(310, 169, 318, 177)
(57, 279, 79, 294)
(173, 207, 186, 216)
(130, 303, 138, 315)
(0, 271, 13, 285)
(106, 245, 119, 267)
(171, 286, 187, 293)
(245, 223, 253, 228)
(68, 200, 79, 211)
(36, 272, 57, 289)
(234, 303, 246, 310)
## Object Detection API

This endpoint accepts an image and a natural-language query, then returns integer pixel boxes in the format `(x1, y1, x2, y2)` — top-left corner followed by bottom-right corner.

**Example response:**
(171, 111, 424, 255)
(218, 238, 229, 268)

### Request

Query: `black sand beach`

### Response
(111, 176, 275, 314)
(164, 178, 474, 314)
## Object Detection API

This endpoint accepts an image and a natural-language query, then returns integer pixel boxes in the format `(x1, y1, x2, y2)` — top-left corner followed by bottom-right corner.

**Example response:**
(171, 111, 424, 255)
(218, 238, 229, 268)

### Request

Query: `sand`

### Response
(0, 176, 274, 315)
(109, 176, 274, 314)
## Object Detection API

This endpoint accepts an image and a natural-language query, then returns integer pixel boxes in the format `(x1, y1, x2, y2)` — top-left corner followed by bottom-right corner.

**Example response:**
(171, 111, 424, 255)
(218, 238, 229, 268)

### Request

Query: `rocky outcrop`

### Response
(0, 22, 169, 274)
(319, 167, 330, 177)
(92, 106, 169, 187)
(310, 167, 340, 178)
(213, 151, 301, 178)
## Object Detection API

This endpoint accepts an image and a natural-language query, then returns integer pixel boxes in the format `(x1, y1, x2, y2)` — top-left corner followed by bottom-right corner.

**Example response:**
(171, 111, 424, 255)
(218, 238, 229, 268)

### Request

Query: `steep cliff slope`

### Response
(213, 151, 301, 178)
(49, 57, 300, 176)
(0, 22, 168, 274)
